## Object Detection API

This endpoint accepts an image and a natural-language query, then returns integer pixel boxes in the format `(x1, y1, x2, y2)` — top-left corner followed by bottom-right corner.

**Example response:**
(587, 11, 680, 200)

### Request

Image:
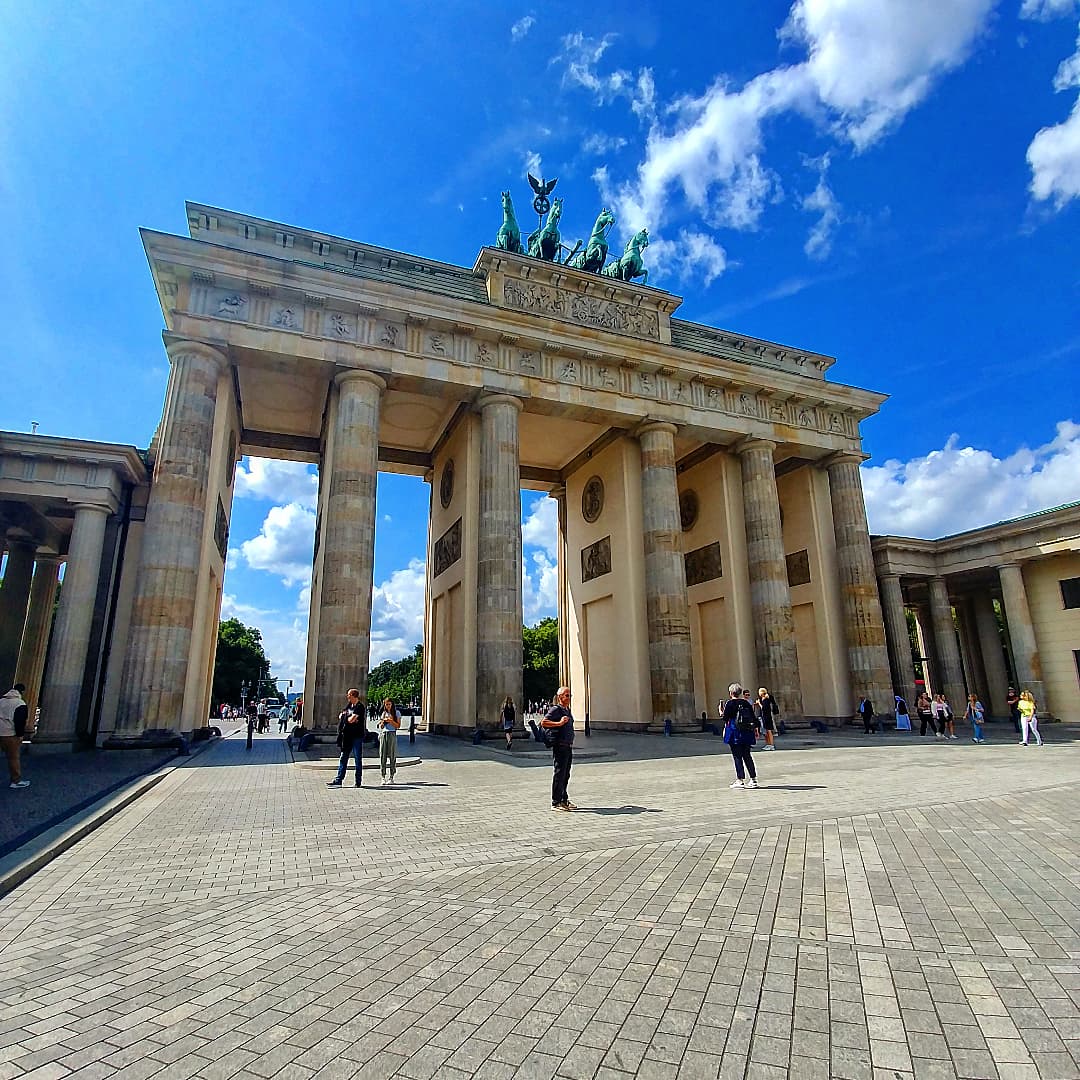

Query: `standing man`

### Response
(1006, 687, 1021, 735)
(722, 683, 760, 789)
(328, 688, 366, 788)
(542, 686, 577, 811)
(858, 695, 877, 734)
(0, 683, 30, 789)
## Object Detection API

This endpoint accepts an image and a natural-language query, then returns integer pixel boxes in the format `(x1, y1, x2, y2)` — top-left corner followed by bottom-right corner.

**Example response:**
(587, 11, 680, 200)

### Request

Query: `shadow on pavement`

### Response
(575, 805, 663, 815)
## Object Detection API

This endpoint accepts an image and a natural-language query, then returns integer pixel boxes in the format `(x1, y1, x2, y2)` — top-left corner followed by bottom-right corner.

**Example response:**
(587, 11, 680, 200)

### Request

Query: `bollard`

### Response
(409, 716, 416, 744)
(246, 719, 254, 750)
(584, 713, 591, 738)
(472, 728, 484, 745)
(663, 718, 672, 737)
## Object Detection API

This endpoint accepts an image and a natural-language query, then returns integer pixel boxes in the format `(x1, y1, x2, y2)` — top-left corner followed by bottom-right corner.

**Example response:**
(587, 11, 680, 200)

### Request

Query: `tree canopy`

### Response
(523, 616, 559, 704)
(366, 644, 423, 706)
(212, 618, 272, 709)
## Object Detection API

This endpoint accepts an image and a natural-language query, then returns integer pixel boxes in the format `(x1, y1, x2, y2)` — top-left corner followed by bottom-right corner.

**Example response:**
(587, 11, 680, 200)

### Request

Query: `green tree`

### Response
(523, 617, 559, 705)
(367, 644, 423, 707)
(212, 618, 272, 710)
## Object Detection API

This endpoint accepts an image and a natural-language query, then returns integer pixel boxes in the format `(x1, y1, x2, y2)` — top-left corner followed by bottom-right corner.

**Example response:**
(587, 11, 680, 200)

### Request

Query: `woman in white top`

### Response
(377, 697, 401, 785)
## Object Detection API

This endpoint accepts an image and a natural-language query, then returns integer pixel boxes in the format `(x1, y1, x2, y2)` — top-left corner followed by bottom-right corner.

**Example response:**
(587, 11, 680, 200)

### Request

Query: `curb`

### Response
(0, 734, 225, 900)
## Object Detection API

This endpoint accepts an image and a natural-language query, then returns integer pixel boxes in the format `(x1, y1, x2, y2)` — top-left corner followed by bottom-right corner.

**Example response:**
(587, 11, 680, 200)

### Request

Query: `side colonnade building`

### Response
(0, 201, 954, 741)
(873, 502, 1080, 723)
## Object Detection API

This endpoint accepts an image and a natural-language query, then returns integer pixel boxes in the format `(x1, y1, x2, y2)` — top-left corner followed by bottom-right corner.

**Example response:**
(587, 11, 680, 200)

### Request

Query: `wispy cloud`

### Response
(511, 15, 535, 42)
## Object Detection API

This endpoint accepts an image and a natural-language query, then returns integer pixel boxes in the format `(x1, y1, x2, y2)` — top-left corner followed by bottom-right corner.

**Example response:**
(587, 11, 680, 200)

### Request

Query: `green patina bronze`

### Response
(601, 228, 650, 286)
(496, 191, 524, 254)
(495, 176, 650, 281)
(527, 196, 564, 262)
(567, 207, 616, 273)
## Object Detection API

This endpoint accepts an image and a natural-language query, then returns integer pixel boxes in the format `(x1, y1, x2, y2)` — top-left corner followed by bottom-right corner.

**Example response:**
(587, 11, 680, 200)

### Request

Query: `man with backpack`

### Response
(0, 683, 31, 789)
(722, 683, 760, 789)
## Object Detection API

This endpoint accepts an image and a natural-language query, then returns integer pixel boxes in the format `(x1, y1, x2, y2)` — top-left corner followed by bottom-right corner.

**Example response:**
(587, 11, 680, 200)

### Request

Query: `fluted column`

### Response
(638, 422, 695, 729)
(737, 438, 803, 719)
(998, 562, 1048, 714)
(15, 555, 61, 719)
(475, 393, 523, 729)
(0, 539, 36, 690)
(115, 340, 225, 737)
(927, 577, 966, 708)
(879, 574, 914, 701)
(825, 453, 893, 707)
(973, 592, 1009, 715)
(312, 370, 385, 730)
(550, 485, 570, 687)
(37, 505, 110, 742)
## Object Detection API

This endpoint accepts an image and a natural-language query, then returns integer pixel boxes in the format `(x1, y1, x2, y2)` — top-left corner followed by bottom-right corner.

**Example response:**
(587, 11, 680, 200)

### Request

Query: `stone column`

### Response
(0, 539, 36, 690)
(114, 340, 225, 738)
(927, 577, 966, 708)
(955, 598, 988, 704)
(550, 485, 570, 687)
(36, 505, 110, 742)
(973, 592, 1009, 715)
(912, 604, 936, 694)
(879, 574, 914, 701)
(475, 393, 523, 729)
(737, 438, 803, 719)
(312, 370, 385, 730)
(998, 562, 1048, 714)
(637, 422, 695, 729)
(825, 454, 893, 707)
(15, 555, 61, 718)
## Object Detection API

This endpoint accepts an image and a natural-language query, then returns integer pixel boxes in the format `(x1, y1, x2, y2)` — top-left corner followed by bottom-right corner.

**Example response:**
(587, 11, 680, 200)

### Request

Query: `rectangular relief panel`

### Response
(581, 535, 612, 583)
(434, 518, 462, 578)
(685, 542, 723, 587)
(786, 549, 811, 587)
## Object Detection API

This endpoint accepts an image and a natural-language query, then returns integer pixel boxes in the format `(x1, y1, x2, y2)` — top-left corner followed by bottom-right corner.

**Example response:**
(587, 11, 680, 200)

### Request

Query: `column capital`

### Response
(334, 368, 387, 393)
(71, 502, 111, 515)
(549, 484, 567, 501)
(635, 419, 678, 440)
(822, 449, 869, 469)
(997, 560, 1023, 572)
(163, 335, 228, 372)
(733, 436, 776, 457)
(474, 391, 524, 413)
(878, 572, 901, 583)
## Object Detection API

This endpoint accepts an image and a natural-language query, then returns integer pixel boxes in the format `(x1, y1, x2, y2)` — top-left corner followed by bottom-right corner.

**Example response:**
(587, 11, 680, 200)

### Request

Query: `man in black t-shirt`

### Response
(542, 686, 577, 811)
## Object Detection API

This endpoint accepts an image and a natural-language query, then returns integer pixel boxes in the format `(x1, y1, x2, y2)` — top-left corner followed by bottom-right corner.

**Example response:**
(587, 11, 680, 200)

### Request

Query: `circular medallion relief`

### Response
(581, 476, 605, 523)
(679, 489, 699, 531)
(440, 459, 455, 509)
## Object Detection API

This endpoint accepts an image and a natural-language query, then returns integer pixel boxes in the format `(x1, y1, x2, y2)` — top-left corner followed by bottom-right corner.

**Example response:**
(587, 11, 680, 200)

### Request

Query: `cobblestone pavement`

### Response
(1, 728, 1079, 1080)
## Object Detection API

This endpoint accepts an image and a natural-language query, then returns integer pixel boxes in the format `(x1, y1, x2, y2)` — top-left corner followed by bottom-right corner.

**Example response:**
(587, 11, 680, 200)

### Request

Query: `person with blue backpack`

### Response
(722, 683, 760, 789)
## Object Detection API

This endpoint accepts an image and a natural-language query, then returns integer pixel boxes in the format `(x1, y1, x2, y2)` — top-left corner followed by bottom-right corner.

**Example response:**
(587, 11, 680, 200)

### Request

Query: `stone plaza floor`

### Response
(1, 727, 1079, 1080)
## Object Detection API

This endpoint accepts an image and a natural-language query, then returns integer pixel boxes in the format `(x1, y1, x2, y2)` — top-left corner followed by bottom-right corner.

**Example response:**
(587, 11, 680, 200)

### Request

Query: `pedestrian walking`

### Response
(500, 695, 516, 750)
(377, 697, 401, 785)
(894, 695, 911, 731)
(0, 683, 30, 789)
(755, 687, 779, 750)
(722, 684, 760, 789)
(858, 696, 876, 734)
(328, 688, 366, 787)
(277, 708, 289, 734)
(916, 692, 935, 736)
(931, 694, 950, 739)
(942, 694, 957, 739)
(1006, 687, 1021, 734)
(965, 693, 986, 743)
(1018, 690, 1042, 746)
(542, 686, 577, 811)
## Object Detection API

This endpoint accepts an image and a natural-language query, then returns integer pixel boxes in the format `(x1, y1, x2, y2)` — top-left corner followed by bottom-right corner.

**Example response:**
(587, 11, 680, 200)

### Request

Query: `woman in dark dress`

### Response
(755, 687, 779, 750)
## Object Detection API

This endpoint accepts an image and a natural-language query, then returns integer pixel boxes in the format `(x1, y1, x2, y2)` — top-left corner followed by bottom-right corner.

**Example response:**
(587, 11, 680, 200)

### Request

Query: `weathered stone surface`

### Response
(14, 555, 60, 718)
(115, 341, 225, 737)
(927, 576, 966, 710)
(638, 422, 695, 730)
(475, 393, 523, 729)
(738, 438, 804, 719)
(998, 563, 1047, 713)
(311, 369, 384, 730)
(36, 506, 110, 742)
(0, 539, 35, 690)
(878, 574, 914, 702)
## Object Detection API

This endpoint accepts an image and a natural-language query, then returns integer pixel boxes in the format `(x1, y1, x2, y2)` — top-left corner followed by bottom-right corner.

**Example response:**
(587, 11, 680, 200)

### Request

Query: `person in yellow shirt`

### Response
(1018, 690, 1042, 746)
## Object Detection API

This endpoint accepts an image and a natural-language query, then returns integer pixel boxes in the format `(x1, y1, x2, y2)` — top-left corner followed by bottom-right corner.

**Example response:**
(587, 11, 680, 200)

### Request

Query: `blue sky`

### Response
(2, 1, 1078, 690)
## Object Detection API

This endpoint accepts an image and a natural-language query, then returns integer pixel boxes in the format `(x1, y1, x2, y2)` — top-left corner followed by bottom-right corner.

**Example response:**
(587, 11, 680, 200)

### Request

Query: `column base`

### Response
(103, 729, 189, 753)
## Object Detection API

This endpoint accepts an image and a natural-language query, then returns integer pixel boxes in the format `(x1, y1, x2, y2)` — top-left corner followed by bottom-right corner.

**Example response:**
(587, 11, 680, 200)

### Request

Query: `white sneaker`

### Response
(380, 776, 388, 786)
(746, 778, 759, 788)
(9, 780, 30, 789)
(730, 779, 744, 788)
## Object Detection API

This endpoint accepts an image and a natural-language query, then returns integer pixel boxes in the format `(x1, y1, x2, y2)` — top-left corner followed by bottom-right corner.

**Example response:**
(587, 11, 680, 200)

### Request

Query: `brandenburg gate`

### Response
(83, 199, 892, 740)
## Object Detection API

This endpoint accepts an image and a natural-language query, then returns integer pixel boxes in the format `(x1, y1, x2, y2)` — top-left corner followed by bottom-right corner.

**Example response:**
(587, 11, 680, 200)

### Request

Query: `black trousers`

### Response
(861, 714, 876, 733)
(730, 744, 756, 780)
(918, 712, 937, 735)
(552, 744, 573, 806)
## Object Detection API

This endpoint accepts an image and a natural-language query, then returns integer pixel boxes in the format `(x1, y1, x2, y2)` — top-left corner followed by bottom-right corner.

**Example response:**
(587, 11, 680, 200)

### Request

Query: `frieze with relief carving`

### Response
(502, 278, 659, 341)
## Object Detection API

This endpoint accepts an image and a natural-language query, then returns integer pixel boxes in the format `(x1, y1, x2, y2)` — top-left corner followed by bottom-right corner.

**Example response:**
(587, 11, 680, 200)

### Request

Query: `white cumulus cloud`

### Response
(370, 558, 427, 666)
(647, 230, 729, 287)
(238, 502, 317, 587)
(522, 550, 558, 624)
(863, 419, 1080, 538)
(1020, 0, 1078, 21)
(234, 458, 318, 508)
(220, 592, 309, 690)
(522, 494, 558, 557)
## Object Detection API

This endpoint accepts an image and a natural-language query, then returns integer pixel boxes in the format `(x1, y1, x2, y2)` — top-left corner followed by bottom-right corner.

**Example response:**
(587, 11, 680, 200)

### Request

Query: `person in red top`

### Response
(542, 686, 577, 811)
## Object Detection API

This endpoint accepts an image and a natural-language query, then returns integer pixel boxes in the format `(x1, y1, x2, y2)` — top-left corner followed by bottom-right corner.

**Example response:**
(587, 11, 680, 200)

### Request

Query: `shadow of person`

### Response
(751, 784, 827, 791)
(575, 805, 662, 815)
